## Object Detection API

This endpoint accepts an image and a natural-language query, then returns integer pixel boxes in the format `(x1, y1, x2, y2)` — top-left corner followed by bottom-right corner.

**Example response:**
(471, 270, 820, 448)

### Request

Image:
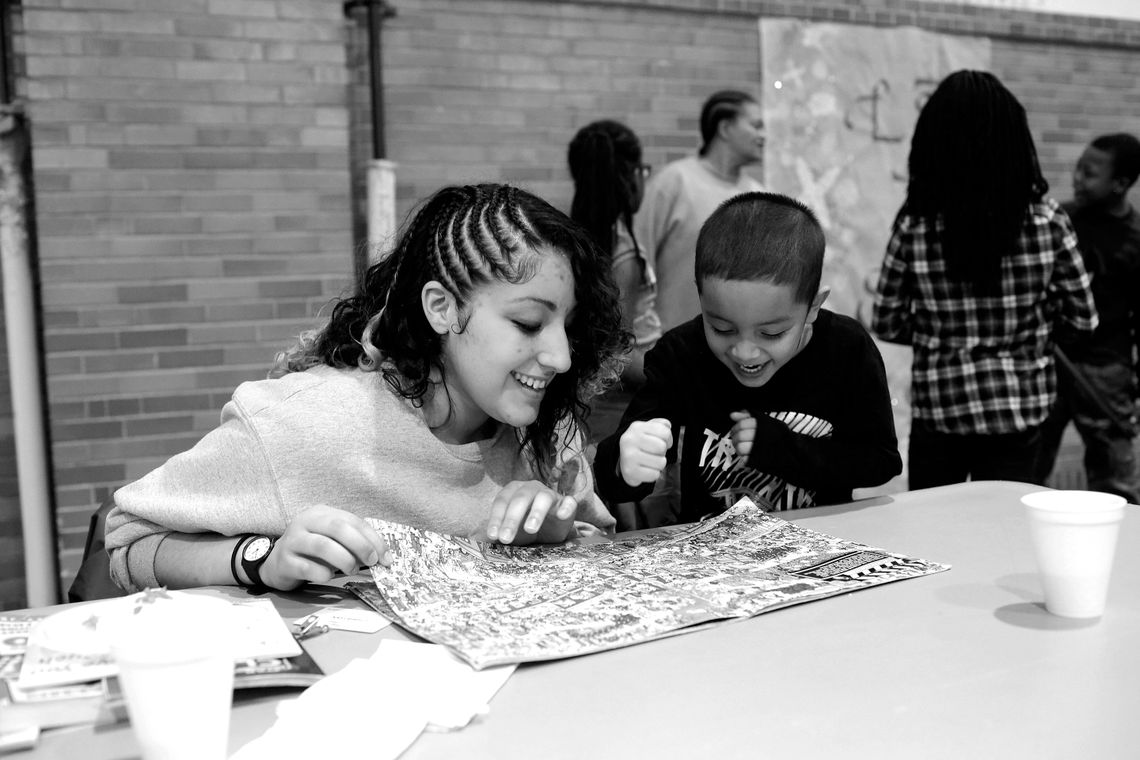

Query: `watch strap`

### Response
(230, 534, 254, 586)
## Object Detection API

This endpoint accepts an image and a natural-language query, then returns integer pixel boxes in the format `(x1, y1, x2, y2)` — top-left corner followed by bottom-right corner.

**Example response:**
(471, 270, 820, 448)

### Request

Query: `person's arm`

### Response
(483, 423, 618, 544)
(632, 167, 680, 276)
(870, 217, 914, 345)
(155, 507, 390, 590)
(1050, 209, 1099, 343)
(612, 223, 652, 385)
(106, 397, 388, 592)
(593, 338, 679, 505)
(558, 425, 618, 536)
(744, 332, 902, 494)
(153, 533, 240, 587)
(1129, 235, 1140, 394)
(111, 504, 390, 593)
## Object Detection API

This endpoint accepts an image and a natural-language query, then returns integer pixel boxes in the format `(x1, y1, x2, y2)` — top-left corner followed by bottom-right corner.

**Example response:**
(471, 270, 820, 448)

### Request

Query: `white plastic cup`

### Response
(107, 593, 237, 760)
(1021, 490, 1126, 618)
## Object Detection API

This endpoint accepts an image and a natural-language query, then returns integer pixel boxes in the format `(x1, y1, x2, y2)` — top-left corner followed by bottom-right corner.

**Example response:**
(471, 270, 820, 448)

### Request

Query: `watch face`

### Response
(243, 536, 272, 562)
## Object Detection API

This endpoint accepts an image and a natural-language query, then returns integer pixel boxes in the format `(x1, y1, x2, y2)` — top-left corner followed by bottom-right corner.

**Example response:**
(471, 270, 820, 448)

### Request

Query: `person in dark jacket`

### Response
(594, 192, 901, 525)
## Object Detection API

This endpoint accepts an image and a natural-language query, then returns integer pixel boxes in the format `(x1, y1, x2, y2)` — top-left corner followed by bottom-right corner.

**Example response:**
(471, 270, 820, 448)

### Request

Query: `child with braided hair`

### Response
(568, 120, 661, 448)
(105, 183, 628, 593)
(568, 120, 660, 388)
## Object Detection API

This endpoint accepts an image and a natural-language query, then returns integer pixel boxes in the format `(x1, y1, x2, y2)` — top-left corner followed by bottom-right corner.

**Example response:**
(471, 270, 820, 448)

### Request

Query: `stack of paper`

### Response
(2, 590, 312, 737)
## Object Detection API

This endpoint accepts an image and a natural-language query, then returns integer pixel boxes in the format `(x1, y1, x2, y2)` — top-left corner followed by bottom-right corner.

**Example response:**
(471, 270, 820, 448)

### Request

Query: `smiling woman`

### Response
(424, 249, 576, 436)
(103, 184, 630, 595)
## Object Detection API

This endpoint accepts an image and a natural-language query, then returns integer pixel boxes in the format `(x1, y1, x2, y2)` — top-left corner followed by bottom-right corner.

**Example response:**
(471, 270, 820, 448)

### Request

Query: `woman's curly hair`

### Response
(273, 183, 630, 480)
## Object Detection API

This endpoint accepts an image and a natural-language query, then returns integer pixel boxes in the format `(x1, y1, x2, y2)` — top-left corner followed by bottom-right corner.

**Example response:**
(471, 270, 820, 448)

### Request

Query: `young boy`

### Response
(1035, 133, 1140, 503)
(594, 192, 902, 525)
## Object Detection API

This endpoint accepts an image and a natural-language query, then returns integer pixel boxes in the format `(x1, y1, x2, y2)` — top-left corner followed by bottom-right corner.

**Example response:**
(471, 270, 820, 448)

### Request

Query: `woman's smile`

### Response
(511, 371, 550, 392)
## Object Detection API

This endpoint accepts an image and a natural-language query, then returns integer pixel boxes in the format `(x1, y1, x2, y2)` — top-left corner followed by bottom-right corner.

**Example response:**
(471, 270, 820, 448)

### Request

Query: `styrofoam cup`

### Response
(1021, 490, 1126, 618)
(107, 593, 237, 760)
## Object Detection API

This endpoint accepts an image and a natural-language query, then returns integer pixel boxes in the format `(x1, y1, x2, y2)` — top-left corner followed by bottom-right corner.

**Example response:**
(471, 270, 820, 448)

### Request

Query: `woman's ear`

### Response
(716, 115, 736, 143)
(421, 281, 457, 336)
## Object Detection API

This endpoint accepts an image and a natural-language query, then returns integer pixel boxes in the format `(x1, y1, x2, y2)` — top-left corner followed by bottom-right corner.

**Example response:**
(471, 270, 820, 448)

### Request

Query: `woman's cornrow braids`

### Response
(497, 185, 539, 252)
(430, 188, 476, 295)
(426, 185, 542, 298)
(470, 203, 503, 275)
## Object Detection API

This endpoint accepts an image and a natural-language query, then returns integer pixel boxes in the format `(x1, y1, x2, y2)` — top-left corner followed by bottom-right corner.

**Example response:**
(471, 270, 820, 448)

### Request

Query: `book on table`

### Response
(1, 591, 325, 734)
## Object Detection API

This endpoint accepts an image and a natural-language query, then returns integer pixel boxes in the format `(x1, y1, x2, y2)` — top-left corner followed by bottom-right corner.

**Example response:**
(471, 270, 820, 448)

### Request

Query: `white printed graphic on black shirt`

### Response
(699, 411, 834, 512)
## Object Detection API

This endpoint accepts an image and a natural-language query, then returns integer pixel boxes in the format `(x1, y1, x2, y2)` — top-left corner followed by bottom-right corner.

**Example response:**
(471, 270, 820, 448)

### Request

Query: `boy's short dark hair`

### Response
(1091, 132, 1140, 186)
(695, 192, 825, 305)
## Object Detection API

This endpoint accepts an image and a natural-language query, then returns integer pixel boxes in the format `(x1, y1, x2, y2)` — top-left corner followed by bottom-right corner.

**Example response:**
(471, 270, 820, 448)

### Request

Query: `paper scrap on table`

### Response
(373, 639, 516, 731)
(230, 641, 515, 759)
(292, 606, 389, 634)
(0, 726, 40, 754)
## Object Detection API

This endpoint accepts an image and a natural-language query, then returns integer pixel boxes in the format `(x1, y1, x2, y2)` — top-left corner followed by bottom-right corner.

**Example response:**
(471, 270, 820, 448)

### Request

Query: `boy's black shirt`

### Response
(1061, 201, 1140, 369)
(594, 309, 902, 523)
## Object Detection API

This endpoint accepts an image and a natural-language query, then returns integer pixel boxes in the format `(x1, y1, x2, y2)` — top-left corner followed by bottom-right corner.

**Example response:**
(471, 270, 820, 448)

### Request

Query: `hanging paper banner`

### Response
(759, 21, 991, 490)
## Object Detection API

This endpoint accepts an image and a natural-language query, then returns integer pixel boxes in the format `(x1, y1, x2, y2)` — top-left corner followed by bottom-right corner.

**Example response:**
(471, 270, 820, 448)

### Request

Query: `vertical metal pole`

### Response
(367, 1, 385, 161)
(1, 117, 58, 607)
(0, 3, 11, 105)
(352, 1, 397, 263)
(1, 0, 60, 606)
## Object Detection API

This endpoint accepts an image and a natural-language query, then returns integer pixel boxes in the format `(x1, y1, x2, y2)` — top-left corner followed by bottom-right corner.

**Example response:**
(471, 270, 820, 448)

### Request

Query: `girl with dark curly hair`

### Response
(106, 183, 629, 593)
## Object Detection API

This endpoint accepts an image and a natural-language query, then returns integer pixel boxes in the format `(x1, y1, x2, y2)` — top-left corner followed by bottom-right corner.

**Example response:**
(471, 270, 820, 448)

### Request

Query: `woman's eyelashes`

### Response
(512, 319, 542, 335)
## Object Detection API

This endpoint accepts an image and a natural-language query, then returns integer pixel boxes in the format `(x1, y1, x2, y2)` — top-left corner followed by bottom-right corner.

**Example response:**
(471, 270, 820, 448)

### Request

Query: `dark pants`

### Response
(1035, 360, 1140, 503)
(908, 420, 1043, 490)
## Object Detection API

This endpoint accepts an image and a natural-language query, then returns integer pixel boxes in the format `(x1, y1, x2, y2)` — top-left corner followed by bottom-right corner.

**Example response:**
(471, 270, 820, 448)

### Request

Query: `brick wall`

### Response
(354, 0, 772, 226)
(2, 0, 1138, 608)
(355, 0, 1140, 224)
(3, 0, 356, 607)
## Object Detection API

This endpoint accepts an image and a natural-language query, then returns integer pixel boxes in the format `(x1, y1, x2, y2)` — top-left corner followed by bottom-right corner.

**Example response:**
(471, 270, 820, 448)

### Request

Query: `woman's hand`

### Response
(729, 410, 757, 459)
(261, 505, 390, 590)
(486, 480, 577, 545)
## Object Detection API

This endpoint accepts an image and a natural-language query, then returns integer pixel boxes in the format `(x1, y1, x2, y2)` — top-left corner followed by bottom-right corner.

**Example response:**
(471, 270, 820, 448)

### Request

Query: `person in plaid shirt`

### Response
(871, 70, 1098, 489)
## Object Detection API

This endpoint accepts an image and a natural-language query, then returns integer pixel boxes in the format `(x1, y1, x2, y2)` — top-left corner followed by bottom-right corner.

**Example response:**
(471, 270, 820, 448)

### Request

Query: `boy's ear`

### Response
(806, 286, 830, 323)
(1111, 173, 1133, 197)
(421, 281, 457, 335)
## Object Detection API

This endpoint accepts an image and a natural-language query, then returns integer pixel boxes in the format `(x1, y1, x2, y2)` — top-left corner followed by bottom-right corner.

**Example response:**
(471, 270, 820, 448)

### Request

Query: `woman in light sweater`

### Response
(635, 90, 766, 332)
(105, 183, 628, 593)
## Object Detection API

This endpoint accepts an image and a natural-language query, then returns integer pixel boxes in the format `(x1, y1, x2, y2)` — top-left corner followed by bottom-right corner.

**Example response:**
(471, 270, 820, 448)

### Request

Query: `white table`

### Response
(15, 481, 1139, 759)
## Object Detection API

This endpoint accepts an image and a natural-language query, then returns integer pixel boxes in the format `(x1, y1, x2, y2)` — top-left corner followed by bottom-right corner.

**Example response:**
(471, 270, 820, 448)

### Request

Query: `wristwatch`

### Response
(238, 535, 276, 590)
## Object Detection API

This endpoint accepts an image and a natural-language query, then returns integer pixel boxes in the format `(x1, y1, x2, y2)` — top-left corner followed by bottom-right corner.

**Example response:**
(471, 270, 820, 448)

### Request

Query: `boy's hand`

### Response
(486, 480, 577, 545)
(618, 418, 673, 486)
(729, 410, 757, 459)
(262, 505, 391, 590)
